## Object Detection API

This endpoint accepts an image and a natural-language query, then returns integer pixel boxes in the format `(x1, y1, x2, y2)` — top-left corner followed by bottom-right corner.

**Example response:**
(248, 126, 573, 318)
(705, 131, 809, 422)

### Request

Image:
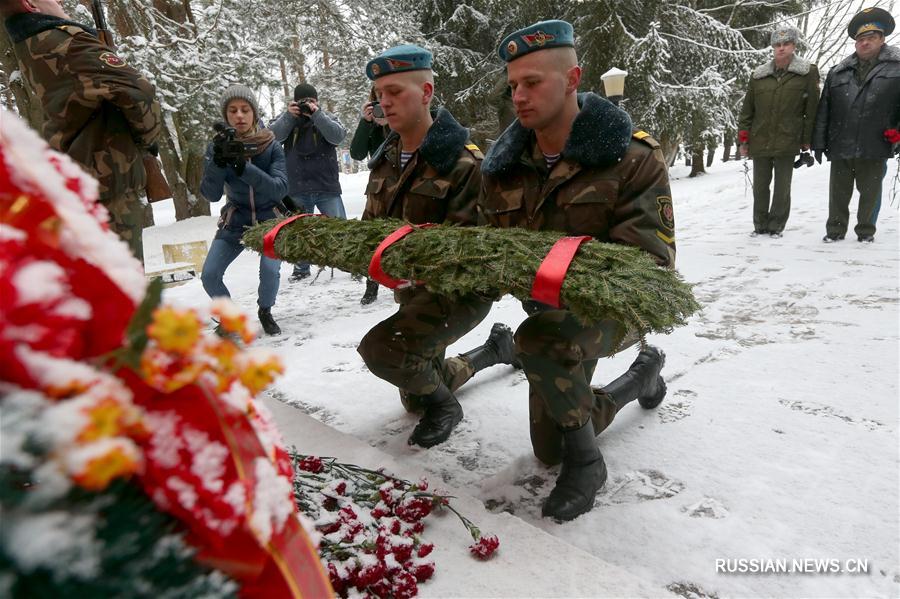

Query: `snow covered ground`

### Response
(146, 156, 900, 598)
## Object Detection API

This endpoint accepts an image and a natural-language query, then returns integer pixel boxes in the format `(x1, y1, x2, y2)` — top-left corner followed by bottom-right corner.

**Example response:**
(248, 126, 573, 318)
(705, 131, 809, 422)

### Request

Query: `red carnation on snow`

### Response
(469, 534, 500, 560)
(298, 455, 324, 473)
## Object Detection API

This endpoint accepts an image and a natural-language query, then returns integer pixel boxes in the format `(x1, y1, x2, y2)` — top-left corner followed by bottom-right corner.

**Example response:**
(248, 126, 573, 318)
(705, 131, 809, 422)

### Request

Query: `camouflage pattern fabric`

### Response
(479, 133, 676, 268)
(398, 354, 477, 413)
(358, 287, 492, 397)
(9, 16, 161, 259)
(106, 189, 145, 262)
(359, 107, 488, 405)
(480, 122, 675, 456)
(515, 308, 641, 464)
(361, 111, 482, 226)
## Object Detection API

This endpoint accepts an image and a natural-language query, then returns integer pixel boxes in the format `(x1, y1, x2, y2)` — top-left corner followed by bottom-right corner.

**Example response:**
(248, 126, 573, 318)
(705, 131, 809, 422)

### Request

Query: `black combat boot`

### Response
(458, 323, 521, 372)
(360, 279, 379, 305)
(407, 382, 463, 448)
(258, 307, 282, 336)
(541, 420, 607, 521)
(601, 346, 666, 410)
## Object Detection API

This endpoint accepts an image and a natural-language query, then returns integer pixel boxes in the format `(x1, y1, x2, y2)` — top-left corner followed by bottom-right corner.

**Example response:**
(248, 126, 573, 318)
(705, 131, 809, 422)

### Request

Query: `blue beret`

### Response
(847, 7, 895, 38)
(366, 45, 433, 80)
(498, 20, 575, 63)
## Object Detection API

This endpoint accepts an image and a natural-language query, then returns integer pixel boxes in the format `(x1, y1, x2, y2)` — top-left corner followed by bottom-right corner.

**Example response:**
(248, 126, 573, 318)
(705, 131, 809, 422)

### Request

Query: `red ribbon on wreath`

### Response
(262, 214, 324, 259)
(368, 223, 436, 289)
(530, 236, 592, 308)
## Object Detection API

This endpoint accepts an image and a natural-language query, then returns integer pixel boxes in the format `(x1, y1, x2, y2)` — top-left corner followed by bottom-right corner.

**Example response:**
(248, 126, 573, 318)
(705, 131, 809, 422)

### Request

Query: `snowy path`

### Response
(149, 157, 899, 598)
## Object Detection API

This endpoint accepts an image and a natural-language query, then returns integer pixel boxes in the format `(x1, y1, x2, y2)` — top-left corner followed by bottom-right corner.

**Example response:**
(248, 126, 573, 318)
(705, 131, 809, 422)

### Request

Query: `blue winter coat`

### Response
(200, 136, 288, 244)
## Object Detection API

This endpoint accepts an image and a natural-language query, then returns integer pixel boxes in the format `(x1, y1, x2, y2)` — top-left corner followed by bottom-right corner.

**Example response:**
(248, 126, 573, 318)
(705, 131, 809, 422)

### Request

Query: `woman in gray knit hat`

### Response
(199, 84, 289, 335)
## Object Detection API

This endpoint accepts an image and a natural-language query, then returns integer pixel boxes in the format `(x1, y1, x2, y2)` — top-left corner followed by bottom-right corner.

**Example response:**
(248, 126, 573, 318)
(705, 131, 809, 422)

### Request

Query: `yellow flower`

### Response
(210, 298, 256, 344)
(140, 347, 205, 393)
(202, 337, 241, 391)
(237, 349, 284, 395)
(77, 397, 125, 442)
(147, 306, 201, 354)
(69, 439, 141, 491)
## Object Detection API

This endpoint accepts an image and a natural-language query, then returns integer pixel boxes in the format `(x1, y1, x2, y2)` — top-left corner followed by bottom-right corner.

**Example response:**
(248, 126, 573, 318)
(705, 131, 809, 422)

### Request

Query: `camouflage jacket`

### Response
(479, 93, 675, 267)
(5, 13, 161, 202)
(362, 107, 483, 226)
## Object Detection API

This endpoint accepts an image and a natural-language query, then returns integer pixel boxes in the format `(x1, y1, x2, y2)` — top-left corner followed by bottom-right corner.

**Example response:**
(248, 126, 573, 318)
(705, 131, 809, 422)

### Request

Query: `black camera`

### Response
(793, 150, 814, 169)
(298, 101, 313, 116)
(371, 101, 385, 119)
(212, 122, 258, 160)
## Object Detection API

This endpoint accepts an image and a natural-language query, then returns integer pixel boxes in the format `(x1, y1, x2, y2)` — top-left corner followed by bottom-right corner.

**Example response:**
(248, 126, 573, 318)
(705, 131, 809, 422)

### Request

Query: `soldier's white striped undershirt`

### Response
(543, 152, 561, 169)
(400, 150, 415, 170)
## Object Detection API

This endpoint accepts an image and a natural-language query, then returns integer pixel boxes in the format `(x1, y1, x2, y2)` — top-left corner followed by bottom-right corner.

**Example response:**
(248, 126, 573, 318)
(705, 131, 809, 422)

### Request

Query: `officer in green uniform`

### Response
(479, 20, 675, 521)
(356, 45, 517, 448)
(2, 0, 161, 263)
(738, 27, 819, 238)
(813, 7, 900, 244)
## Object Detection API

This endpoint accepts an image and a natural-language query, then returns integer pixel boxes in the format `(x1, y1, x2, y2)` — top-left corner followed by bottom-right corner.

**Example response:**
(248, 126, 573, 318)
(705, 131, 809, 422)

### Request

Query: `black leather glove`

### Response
(212, 139, 228, 168)
(814, 149, 824, 164)
(232, 158, 246, 176)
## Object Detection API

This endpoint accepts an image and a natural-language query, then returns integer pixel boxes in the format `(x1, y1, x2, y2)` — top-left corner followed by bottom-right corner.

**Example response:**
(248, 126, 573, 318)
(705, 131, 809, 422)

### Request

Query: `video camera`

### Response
(212, 122, 258, 160)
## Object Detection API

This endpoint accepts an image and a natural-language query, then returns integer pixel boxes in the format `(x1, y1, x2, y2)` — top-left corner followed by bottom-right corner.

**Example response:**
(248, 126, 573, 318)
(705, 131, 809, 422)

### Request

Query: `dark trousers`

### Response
(752, 155, 795, 233)
(827, 158, 886, 239)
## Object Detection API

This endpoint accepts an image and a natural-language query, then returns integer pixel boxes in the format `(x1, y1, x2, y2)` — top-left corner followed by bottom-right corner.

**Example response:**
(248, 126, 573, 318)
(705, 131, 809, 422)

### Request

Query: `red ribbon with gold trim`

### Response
(530, 236, 592, 308)
(262, 214, 323, 259)
(368, 223, 436, 289)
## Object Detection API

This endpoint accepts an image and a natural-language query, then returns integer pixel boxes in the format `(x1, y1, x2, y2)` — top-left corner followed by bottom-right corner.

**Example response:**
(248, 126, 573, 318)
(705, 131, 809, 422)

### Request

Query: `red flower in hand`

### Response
(738, 130, 750, 144)
(884, 128, 900, 144)
(469, 534, 500, 560)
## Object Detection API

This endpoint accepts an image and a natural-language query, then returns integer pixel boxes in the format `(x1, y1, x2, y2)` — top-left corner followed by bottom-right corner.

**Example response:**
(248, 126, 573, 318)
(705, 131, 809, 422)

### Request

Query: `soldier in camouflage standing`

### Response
(1, 0, 161, 262)
(356, 44, 518, 449)
(479, 20, 675, 521)
(738, 27, 819, 238)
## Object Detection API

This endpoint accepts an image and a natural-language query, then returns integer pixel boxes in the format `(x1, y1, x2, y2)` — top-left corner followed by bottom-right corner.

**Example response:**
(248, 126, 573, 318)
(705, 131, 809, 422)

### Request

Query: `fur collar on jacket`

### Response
(752, 56, 812, 79)
(833, 44, 900, 73)
(369, 107, 470, 176)
(482, 92, 632, 176)
(4, 12, 97, 43)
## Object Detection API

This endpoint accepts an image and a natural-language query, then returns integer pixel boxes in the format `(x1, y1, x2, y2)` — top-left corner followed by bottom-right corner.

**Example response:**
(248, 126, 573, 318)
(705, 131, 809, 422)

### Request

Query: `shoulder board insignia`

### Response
(56, 25, 83, 36)
(633, 130, 660, 149)
(99, 51, 127, 68)
(465, 143, 484, 159)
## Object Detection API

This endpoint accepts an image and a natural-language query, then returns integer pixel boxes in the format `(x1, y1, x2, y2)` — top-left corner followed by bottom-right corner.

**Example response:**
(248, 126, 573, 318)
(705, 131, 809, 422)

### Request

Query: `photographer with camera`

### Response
(200, 84, 288, 336)
(738, 27, 819, 239)
(350, 86, 391, 305)
(270, 83, 348, 281)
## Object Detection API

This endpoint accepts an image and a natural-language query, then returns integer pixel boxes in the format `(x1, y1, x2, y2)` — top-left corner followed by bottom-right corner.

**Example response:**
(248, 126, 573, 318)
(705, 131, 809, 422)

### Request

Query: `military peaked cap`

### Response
(498, 20, 575, 62)
(847, 7, 895, 39)
(366, 45, 433, 80)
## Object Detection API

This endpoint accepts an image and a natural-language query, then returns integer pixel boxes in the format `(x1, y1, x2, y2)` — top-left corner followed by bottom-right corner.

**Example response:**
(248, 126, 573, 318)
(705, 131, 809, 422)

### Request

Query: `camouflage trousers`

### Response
(105, 190, 145, 263)
(357, 287, 493, 399)
(515, 306, 639, 465)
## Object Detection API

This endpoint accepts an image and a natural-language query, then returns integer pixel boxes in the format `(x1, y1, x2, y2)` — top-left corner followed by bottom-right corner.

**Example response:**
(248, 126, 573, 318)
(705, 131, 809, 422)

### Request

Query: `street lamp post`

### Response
(601, 67, 628, 106)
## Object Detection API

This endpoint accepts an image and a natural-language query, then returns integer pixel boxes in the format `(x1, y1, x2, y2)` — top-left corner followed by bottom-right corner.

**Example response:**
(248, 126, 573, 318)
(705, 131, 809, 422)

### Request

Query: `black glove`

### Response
(232, 158, 246, 177)
(212, 139, 228, 168)
(814, 150, 824, 164)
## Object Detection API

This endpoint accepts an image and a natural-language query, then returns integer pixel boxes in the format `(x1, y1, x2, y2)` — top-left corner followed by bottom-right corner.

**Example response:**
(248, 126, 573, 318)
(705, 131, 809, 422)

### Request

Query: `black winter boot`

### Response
(458, 323, 521, 372)
(541, 420, 607, 521)
(601, 346, 666, 410)
(258, 307, 282, 336)
(407, 382, 463, 448)
(360, 279, 379, 305)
